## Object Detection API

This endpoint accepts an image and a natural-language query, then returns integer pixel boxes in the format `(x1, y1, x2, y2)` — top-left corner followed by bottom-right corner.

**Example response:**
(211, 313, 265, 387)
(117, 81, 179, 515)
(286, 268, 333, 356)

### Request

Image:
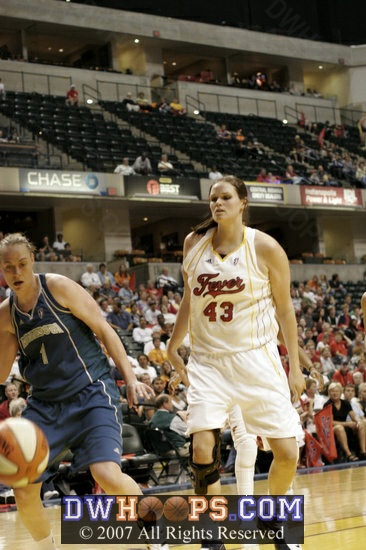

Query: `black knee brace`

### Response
(189, 429, 221, 495)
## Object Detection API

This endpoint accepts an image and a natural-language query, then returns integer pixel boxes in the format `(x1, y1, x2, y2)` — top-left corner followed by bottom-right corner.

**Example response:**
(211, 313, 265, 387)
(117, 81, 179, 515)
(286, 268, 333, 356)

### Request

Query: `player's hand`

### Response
(167, 350, 190, 387)
(309, 368, 324, 392)
(168, 372, 182, 395)
(288, 367, 306, 403)
(126, 382, 154, 407)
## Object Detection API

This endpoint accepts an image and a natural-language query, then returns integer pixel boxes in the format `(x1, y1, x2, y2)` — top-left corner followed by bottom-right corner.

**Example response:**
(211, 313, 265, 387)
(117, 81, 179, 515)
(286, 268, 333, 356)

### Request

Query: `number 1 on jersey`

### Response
(203, 301, 233, 322)
(40, 343, 49, 365)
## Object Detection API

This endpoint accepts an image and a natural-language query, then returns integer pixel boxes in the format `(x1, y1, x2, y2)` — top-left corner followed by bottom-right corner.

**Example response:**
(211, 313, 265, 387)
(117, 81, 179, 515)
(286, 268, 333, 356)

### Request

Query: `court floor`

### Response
(1, 463, 365, 550)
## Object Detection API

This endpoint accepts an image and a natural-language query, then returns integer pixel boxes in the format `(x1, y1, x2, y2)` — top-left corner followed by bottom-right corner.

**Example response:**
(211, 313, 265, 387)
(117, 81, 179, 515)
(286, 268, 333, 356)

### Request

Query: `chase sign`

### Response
(19, 169, 108, 195)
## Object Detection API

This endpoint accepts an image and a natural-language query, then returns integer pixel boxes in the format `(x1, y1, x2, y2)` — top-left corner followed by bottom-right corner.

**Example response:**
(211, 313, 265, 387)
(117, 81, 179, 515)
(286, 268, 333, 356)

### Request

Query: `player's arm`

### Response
(47, 275, 153, 405)
(0, 300, 20, 384)
(256, 232, 305, 401)
(167, 232, 198, 388)
(278, 326, 324, 391)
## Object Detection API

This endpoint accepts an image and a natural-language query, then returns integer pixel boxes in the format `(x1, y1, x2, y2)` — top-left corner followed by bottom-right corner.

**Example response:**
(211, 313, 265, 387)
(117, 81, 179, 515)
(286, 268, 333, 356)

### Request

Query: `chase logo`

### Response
(85, 174, 99, 190)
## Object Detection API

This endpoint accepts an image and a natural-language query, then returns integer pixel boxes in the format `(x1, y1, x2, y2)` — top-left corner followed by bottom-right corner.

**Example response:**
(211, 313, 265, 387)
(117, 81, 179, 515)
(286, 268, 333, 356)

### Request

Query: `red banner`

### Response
(314, 405, 338, 462)
(300, 186, 363, 207)
(304, 430, 324, 467)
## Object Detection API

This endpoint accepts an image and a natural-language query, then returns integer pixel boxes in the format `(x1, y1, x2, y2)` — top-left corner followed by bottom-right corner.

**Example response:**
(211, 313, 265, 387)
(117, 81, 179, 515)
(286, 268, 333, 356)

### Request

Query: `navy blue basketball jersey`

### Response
(10, 274, 111, 401)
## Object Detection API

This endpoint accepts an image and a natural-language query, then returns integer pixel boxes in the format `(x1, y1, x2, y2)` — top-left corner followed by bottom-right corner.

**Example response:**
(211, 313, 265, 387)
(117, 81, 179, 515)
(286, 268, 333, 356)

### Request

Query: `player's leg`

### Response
(229, 405, 257, 495)
(90, 461, 142, 494)
(190, 429, 221, 495)
(266, 436, 298, 495)
(13, 482, 58, 549)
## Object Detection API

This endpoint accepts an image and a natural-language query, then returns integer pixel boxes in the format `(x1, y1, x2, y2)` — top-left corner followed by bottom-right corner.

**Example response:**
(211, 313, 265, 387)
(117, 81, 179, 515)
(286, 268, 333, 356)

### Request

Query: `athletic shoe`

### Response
(0, 489, 15, 504)
(44, 490, 60, 500)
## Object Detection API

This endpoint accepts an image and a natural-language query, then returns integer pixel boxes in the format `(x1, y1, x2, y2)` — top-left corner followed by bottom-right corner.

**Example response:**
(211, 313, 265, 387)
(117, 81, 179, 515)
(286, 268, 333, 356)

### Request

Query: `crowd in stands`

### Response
(1, 245, 366, 486)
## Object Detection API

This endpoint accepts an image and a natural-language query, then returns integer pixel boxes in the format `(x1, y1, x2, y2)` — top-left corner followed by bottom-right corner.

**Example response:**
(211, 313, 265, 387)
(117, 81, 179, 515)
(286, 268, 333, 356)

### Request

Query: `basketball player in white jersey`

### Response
(167, 175, 305, 550)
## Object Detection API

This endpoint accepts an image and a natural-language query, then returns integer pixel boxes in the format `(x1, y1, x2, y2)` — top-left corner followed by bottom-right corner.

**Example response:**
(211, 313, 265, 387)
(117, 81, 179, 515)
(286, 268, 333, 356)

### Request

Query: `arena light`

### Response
(283, 119, 288, 124)
(193, 109, 200, 115)
(86, 99, 93, 104)
(134, 39, 140, 44)
(319, 65, 323, 69)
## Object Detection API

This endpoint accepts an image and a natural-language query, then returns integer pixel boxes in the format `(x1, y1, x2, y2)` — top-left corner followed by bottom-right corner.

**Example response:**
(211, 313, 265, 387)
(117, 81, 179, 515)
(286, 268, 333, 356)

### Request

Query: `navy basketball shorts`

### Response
(22, 376, 123, 482)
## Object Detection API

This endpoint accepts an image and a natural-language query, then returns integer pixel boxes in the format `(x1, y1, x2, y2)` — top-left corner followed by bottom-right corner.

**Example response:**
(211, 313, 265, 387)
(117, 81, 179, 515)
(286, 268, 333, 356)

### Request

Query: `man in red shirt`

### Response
(332, 358, 354, 387)
(66, 84, 80, 107)
(0, 383, 19, 420)
(330, 330, 348, 358)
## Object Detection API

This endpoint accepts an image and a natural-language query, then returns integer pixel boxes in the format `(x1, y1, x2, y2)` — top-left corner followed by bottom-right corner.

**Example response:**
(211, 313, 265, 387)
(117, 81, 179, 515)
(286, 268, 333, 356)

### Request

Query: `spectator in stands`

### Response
(97, 263, 115, 287)
(81, 263, 102, 293)
(136, 91, 154, 112)
(158, 154, 176, 175)
(146, 279, 162, 300)
(156, 267, 179, 294)
(0, 78, 5, 99)
(122, 92, 140, 112)
(216, 124, 231, 141)
(158, 97, 171, 114)
(114, 157, 135, 176)
(52, 233, 66, 253)
(66, 84, 80, 107)
(148, 335, 169, 368)
(58, 242, 79, 262)
(135, 353, 157, 381)
(132, 152, 152, 175)
(284, 164, 302, 184)
(208, 165, 223, 181)
(290, 135, 306, 164)
(324, 382, 366, 461)
(332, 358, 354, 387)
(169, 98, 186, 116)
(0, 130, 7, 143)
(107, 302, 133, 332)
(330, 331, 349, 360)
(145, 301, 161, 326)
(98, 298, 111, 320)
(329, 273, 346, 294)
(36, 236, 57, 262)
(343, 384, 366, 425)
(149, 394, 189, 456)
(133, 316, 153, 345)
(118, 279, 138, 305)
(355, 161, 366, 186)
(114, 263, 130, 288)
(0, 383, 19, 420)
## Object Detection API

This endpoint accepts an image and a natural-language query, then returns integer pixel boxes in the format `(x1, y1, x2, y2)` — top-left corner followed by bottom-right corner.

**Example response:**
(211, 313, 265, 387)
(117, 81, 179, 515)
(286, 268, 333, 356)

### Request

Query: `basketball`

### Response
(163, 496, 189, 522)
(0, 418, 49, 488)
(138, 496, 164, 522)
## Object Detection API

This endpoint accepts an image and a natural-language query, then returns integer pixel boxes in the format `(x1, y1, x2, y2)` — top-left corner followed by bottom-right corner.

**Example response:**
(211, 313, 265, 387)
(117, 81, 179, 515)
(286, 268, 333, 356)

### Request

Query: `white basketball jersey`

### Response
(184, 226, 278, 353)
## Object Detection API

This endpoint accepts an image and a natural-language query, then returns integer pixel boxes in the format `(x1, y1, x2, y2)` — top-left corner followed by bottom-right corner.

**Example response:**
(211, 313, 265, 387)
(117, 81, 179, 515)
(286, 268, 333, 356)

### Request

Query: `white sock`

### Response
(36, 531, 57, 550)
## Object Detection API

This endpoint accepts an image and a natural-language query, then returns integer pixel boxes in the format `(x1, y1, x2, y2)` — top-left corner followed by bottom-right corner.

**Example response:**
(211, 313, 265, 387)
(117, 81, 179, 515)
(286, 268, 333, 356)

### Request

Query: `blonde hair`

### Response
(328, 382, 342, 395)
(9, 397, 27, 417)
(0, 233, 35, 258)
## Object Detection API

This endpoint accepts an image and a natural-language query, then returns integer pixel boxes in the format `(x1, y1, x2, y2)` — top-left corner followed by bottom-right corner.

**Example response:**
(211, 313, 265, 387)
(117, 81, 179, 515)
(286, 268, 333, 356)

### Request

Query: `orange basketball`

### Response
(138, 496, 164, 522)
(0, 418, 49, 488)
(163, 496, 189, 522)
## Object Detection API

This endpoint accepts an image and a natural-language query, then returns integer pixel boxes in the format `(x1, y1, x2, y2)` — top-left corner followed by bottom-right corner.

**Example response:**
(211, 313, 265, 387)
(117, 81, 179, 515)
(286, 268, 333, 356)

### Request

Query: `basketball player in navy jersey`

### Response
(168, 176, 305, 550)
(0, 233, 167, 550)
